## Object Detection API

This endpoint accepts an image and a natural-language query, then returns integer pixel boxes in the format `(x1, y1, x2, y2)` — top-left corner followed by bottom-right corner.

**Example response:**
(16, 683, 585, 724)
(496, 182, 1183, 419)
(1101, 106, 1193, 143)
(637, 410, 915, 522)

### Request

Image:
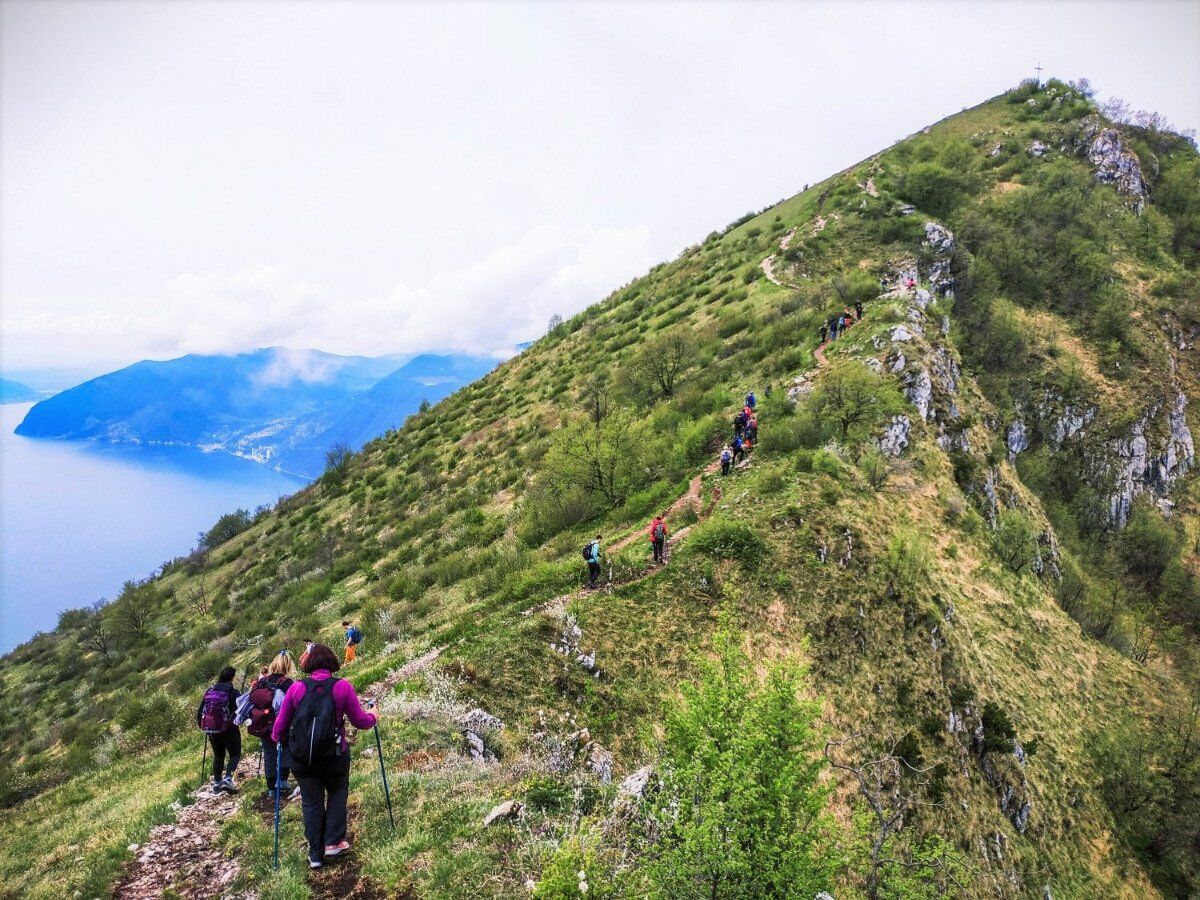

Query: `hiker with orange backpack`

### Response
(648, 514, 669, 564)
(197, 664, 242, 794)
(244, 650, 296, 800)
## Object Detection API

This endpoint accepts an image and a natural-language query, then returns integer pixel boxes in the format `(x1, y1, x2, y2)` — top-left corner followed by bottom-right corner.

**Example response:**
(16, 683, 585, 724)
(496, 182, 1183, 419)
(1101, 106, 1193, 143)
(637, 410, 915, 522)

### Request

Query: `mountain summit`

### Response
(2, 80, 1199, 898)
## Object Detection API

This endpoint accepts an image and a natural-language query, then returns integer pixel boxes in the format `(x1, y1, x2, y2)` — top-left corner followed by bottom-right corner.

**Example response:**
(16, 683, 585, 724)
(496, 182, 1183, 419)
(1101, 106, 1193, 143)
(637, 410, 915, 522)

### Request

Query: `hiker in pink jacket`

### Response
(272, 643, 377, 869)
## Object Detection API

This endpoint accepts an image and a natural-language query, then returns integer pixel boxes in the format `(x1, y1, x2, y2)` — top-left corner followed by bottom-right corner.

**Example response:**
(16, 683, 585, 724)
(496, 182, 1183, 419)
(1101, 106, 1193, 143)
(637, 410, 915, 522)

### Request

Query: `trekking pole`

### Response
(273, 743, 282, 870)
(368, 701, 395, 830)
(200, 734, 208, 788)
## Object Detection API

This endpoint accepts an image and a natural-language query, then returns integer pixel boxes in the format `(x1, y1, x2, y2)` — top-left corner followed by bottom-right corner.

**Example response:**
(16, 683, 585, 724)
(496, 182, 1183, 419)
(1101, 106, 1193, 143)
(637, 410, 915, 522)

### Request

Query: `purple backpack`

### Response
(199, 687, 231, 733)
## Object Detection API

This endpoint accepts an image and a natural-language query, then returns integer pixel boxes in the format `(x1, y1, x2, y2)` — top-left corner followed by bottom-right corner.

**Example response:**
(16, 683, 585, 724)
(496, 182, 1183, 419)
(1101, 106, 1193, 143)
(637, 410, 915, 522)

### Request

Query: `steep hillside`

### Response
(2, 80, 1198, 899)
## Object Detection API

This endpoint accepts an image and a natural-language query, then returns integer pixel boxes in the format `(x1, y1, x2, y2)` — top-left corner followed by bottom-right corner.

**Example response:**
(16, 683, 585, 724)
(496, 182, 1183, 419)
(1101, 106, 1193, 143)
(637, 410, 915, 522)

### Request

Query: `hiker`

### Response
(721, 446, 733, 476)
(879, 276, 887, 292)
(197, 665, 242, 794)
(906, 277, 916, 290)
(828, 315, 840, 341)
(819, 322, 828, 344)
(745, 391, 757, 410)
(745, 415, 759, 444)
(272, 643, 378, 870)
(584, 535, 602, 588)
(733, 409, 747, 438)
(854, 299, 864, 319)
(299, 639, 314, 670)
(246, 650, 296, 799)
(732, 434, 746, 464)
(648, 515, 669, 564)
(342, 621, 362, 666)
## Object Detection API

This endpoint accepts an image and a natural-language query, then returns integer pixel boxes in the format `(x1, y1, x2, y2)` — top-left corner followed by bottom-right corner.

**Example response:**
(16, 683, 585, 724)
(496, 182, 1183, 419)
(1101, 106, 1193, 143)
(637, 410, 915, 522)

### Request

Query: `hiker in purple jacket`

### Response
(272, 643, 377, 870)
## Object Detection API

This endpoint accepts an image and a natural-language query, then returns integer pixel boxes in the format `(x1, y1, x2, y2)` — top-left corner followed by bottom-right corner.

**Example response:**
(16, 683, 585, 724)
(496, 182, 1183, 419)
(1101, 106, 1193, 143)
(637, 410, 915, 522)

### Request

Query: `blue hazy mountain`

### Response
(15, 348, 497, 478)
(271, 353, 498, 476)
(0, 378, 41, 404)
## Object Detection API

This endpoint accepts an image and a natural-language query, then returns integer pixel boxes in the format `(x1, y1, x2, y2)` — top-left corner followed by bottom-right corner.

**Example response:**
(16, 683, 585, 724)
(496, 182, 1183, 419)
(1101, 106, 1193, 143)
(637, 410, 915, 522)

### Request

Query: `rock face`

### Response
(906, 369, 933, 421)
(879, 415, 912, 457)
(457, 708, 504, 762)
(1108, 391, 1195, 527)
(923, 222, 956, 297)
(1006, 420, 1029, 461)
(1085, 125, 1147, 213)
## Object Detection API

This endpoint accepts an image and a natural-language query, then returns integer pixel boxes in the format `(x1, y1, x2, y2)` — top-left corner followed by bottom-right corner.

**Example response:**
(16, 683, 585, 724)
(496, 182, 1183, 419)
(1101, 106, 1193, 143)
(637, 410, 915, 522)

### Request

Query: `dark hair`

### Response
(341, 620, 350, 626)
(218, 665, 236, 683)
(301, 643, 340, 673)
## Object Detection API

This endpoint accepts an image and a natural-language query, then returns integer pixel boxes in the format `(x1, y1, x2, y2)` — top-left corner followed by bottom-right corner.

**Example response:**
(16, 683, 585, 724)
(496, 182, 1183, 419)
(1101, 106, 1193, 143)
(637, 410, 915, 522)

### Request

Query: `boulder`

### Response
(618, 765, 653, 800)
(482, 799, 523, 827)
(1006, 420, 1029, 461)
(457, 708, 504, 734)
(1028, 139, 1048, 157)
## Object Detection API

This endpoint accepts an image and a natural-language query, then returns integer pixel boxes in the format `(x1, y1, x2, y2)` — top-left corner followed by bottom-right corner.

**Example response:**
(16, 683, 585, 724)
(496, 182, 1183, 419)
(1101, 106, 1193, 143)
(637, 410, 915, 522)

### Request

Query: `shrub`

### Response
(643, 632, 839, 897)
(688, 519, 767, 566)
(980, 702, 1017, 754)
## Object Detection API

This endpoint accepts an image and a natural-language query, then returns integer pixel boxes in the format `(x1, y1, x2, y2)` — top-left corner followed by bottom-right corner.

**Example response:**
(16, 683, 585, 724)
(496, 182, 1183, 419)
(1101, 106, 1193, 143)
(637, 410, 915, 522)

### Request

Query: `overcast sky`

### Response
(2, 0, 1197, 372)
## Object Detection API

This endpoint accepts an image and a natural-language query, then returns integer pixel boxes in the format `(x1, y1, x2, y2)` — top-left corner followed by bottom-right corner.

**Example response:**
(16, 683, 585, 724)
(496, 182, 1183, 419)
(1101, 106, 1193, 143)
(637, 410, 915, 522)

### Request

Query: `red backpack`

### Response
(246, 677, 286, 739)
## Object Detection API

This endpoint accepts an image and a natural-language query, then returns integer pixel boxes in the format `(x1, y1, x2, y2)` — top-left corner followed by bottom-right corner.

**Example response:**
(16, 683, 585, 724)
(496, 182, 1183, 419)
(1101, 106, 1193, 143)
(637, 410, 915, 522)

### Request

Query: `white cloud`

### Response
(0, 224, 655, 366)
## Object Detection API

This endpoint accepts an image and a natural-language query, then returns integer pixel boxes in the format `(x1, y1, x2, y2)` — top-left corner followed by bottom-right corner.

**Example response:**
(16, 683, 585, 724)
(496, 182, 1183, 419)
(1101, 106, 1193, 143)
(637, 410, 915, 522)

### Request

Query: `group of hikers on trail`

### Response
(197, 622, 375, 870)
(819, 299, 865, 344)
(583, 391, 761, 588)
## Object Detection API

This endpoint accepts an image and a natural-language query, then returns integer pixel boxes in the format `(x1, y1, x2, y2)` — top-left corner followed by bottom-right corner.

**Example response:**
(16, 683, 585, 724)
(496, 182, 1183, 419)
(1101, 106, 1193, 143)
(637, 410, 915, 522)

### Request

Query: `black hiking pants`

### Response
(652, 538, 665, 563)
(587, 560, 601, 588)
(721, 459, 731, 476)
(209, 728, 241, 780)
(260, 737, 290, 790)
(293, 751, 351, 859)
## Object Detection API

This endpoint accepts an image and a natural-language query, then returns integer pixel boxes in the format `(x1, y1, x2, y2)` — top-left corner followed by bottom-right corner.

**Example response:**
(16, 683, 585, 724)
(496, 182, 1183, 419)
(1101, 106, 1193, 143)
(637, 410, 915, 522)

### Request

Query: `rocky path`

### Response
(760, 227, 798, 287)
(115, 752, 264, 899)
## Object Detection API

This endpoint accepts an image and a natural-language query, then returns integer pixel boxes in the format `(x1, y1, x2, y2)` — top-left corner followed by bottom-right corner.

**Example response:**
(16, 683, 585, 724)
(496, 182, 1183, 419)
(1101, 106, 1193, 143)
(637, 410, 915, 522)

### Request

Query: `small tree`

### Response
(198, 508, 253, 551)
(644, 632, 839, 898)
(994, 508, 1038, 573)
(629, 327, 699, 402)
(811, 361, 905, 442)
(547, 312, 564, 334)
(541, 410, 643, 507)
(323, 442, 354, 486)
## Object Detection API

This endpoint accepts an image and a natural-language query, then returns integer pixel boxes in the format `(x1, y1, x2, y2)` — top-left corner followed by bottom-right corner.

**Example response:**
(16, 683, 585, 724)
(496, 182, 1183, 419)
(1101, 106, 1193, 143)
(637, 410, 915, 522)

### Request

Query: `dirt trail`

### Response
(115, 752, 264, 899)
(529, 454, 735, 620)
(366, 645, 444, 699)
(760, 228, 798, 287)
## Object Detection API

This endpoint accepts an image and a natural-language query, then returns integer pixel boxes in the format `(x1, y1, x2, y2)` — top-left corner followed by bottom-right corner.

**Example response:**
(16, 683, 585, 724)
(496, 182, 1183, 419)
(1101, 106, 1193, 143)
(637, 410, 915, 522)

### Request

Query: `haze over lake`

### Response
(0, 402, 304, 652)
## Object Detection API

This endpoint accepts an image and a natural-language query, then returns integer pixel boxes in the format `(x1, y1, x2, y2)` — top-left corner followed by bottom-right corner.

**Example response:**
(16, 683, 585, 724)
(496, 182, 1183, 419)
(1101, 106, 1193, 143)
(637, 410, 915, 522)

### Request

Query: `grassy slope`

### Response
(1, 83, 1197, 898)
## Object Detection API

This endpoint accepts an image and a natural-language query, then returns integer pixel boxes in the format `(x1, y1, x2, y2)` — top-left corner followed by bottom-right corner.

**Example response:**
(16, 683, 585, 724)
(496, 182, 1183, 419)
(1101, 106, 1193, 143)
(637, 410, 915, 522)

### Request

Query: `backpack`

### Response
(287, 677, 341, 766)
(653, 522, 666, 540)
(246, 677, 284, 738)
(347, 626, 363, 646)
(199, 687, 232, 734)
(721, 449, 732, 462)
(581, 542, 594, 562)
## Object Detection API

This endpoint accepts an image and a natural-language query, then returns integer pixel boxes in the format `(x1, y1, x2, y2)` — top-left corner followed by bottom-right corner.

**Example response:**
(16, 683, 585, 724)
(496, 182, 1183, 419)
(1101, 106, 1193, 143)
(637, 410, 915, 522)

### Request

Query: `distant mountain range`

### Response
(0, 378, 41, 404)
(15, 348, 498, 477)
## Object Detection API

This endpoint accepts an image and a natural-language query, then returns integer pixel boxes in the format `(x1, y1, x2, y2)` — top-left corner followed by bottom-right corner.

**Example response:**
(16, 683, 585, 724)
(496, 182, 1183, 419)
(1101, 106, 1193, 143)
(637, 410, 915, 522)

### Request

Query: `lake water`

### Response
(0, 403, 306, 653)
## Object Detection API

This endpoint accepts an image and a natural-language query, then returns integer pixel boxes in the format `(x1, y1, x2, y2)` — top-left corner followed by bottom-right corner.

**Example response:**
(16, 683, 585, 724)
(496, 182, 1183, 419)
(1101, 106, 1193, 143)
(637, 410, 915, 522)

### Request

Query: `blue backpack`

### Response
(347, 626, 363, 645)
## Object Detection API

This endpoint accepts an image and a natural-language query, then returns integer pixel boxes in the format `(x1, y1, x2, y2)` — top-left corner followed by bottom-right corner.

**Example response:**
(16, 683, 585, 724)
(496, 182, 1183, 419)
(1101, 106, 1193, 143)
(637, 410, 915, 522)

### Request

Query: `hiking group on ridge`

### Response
(197, 629, 381, 871)
(583, 390, 763, 588)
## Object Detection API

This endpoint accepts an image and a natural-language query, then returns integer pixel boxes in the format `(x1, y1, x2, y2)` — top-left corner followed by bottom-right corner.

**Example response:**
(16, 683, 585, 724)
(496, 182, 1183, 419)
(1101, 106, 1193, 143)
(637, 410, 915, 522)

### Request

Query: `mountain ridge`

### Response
(2, 80, 1199, 898)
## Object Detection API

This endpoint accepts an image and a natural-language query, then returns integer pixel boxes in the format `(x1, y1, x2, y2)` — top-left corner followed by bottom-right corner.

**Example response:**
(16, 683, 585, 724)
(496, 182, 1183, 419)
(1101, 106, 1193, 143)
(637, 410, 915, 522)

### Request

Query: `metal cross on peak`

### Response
(1034, 62, 1044, 85)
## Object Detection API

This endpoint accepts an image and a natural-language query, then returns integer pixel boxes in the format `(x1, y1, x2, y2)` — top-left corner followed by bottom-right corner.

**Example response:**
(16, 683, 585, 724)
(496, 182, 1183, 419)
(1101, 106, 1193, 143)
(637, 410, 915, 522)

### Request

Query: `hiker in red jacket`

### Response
(648, 514, 669, 564)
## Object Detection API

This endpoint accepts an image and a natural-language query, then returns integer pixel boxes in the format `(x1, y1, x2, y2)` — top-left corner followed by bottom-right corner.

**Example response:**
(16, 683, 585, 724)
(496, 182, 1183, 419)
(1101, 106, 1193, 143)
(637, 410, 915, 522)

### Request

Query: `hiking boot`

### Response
(218, 776, 238, 794)
(288, 786, 303, 802)
(309, 855, 324, 869)
(209, 778, 222, 795)
(324, 840, 351, 857)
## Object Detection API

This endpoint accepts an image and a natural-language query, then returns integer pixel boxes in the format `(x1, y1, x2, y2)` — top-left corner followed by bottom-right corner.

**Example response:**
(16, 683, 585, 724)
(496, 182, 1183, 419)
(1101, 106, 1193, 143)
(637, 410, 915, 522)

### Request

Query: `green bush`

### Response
(688, 519, 767, 566)
(643, 632, 839, 897)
